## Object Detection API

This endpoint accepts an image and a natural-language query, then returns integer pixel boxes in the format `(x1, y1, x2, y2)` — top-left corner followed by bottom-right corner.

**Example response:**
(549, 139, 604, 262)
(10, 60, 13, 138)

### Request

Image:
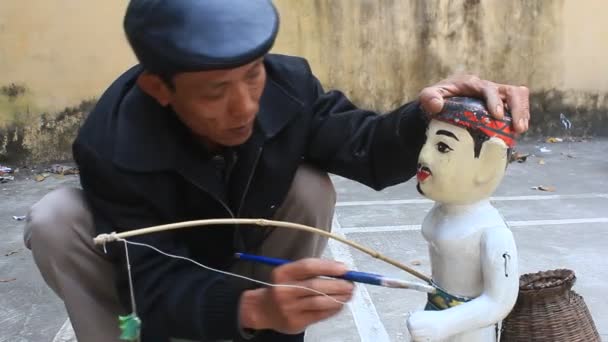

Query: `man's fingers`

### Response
(417, 74, 530, 133)
(298, 293, 353, 311)
(266, 289, 351, 334)
(297, 278, 354, 297)
(299, 307, 345, 324)
(272, 258, 347, 283)
(419, 75, 484, 115)
(275, 278, 354, 300)
(419, 86, 447, 115)
(482, 82, 504, 120)
(500, 85, 530, 133)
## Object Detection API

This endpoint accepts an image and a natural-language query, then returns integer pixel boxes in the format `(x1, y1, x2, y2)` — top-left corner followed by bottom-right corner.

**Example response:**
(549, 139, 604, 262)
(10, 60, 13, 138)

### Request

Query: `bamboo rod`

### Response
(94, 218, 432, 284)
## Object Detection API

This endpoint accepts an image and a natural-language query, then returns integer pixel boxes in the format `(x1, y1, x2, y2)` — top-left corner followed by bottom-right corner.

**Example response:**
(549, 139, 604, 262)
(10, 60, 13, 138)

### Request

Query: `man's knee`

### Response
(24, 187, 92, 250)
(276, 164, 336, 230)
(288, 165, 336, 214)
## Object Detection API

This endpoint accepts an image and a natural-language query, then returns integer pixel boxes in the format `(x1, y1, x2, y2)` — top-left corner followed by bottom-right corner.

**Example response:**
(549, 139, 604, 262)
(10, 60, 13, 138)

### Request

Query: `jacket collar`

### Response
(256, 77, 305, 139)
(112, 68, 305, 173)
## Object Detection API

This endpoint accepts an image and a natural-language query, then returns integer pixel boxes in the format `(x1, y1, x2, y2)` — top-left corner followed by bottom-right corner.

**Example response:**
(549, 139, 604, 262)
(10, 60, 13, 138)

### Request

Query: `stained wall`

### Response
(1, 0, 606, 163)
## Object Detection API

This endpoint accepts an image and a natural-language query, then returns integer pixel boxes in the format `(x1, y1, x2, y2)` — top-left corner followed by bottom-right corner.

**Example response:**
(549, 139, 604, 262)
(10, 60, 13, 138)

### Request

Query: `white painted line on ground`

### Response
(336, 193, 608, 207)
(341, 225, 421, 234)
(341, 217, 608, 234)
(338, 198, 432, 206)
(52, 318, 75, 342)
(329, 216, 390, 342)
(508, 217, 608, 227)
(340, 225, 422, 234)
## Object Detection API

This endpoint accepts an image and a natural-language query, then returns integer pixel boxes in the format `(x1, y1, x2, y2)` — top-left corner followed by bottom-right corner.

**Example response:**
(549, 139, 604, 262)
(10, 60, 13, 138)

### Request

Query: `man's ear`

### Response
(474, 137, 508, 186)
(136, 72, 172, 106)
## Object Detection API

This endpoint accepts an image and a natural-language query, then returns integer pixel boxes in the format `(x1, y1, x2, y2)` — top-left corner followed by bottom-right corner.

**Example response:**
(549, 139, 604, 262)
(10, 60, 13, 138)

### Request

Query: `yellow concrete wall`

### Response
(273, 0, 608, 108)
(0, 1, 136, 127)
(1, 0, 607, 162)
(562, 0, 608, 91)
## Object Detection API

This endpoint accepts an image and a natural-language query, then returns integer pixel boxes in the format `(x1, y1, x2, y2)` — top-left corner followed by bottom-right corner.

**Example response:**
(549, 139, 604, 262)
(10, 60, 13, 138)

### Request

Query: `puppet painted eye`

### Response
(436, 142, 453, 153)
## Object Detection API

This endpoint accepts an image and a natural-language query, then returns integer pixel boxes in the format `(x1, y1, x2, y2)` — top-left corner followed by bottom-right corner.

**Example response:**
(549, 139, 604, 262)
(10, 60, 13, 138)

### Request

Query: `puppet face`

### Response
(417, 120, 508, 205)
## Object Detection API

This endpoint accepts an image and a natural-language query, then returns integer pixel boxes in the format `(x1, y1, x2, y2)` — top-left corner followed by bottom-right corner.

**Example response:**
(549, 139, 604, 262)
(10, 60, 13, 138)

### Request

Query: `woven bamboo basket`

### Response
(501, 269, 600, 341)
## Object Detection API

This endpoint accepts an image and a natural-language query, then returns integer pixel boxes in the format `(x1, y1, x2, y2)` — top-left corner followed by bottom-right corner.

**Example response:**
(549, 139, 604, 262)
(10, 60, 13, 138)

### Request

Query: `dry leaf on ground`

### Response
(5, 249, 21, 257)
(531, 185, 556, 192)
(510, 152, 530, 163)
(35, 173, 51, 182)
(546, 137, 563, 143)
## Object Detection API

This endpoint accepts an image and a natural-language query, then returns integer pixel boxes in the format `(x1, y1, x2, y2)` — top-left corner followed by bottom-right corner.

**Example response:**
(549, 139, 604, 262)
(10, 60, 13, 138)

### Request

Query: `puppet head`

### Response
(416, 97, 516, 205)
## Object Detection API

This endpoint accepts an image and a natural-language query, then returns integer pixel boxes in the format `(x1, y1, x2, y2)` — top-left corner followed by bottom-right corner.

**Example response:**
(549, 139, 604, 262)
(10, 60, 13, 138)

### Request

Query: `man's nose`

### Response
(228, 83, 258, 121)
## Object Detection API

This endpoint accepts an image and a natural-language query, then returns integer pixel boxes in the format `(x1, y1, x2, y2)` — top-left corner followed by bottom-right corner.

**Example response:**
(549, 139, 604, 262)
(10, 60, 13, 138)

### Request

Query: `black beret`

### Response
(124, 0, 279, 74)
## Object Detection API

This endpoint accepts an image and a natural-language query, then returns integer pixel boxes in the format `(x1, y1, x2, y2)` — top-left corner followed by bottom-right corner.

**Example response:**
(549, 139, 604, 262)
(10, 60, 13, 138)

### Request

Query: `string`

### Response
(122, 240, 139, 315)
(119, 239, 348, 305)
(121, 239, 141, 342)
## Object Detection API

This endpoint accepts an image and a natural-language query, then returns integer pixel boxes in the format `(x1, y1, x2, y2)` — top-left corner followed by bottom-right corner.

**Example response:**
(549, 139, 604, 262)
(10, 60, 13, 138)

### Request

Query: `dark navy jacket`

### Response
(73, 54, 427, 341)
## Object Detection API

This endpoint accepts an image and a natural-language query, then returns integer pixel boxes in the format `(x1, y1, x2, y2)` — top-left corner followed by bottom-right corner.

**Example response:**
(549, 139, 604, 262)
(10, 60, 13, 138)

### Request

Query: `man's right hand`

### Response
(239, 258, 354, 334)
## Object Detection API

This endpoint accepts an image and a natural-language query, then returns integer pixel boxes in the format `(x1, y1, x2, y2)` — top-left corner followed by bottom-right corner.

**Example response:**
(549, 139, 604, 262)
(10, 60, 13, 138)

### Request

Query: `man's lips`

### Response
(417, 166, 432, 182)
(228, 122, 253, 135)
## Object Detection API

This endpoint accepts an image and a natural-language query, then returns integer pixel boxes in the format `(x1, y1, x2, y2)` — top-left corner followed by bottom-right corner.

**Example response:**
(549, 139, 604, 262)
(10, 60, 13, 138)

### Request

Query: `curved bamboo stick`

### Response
(94, 218, 432, 284)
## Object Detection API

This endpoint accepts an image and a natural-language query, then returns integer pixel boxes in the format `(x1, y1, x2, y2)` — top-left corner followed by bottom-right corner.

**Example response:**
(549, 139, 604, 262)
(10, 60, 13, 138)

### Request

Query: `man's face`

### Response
(417, 120, 479, 204)
(167, 58, 266, 148)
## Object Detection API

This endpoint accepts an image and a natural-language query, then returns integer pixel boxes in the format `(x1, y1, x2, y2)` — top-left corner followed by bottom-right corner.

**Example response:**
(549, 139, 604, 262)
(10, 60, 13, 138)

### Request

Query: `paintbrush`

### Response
(235, 252, 436, 294)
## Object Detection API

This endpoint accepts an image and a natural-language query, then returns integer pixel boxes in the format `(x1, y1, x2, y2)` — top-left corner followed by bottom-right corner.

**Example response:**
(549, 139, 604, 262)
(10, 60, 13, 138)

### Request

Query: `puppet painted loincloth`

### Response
(425, 284, 472, 311)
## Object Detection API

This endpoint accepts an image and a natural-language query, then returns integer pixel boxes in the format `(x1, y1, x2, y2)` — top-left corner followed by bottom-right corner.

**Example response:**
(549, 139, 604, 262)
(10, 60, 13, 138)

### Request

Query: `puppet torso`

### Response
(422, 200, 507, 299)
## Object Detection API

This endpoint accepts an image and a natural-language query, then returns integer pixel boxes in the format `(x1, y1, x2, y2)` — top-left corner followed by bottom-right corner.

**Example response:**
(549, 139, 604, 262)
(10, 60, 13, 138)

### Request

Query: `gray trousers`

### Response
(24, 165, 336, 342)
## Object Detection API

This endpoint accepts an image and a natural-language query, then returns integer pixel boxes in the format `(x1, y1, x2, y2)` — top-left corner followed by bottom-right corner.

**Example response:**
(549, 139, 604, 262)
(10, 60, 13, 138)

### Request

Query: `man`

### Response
(24, 0, 530, 341)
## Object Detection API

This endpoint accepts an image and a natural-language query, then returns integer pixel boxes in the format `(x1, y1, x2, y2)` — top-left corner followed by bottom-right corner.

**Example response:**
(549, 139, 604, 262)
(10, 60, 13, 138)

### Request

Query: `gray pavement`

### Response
(1, 139, 607, 341)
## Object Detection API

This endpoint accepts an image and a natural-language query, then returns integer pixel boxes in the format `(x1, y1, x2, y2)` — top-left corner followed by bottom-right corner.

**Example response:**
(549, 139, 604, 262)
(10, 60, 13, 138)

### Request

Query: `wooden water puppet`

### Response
(406, 97, 519, 342)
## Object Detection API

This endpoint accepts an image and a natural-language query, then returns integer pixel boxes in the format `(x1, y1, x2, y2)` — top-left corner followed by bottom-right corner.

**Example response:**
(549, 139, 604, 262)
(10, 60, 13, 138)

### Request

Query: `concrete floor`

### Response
(1, 139, 607, 341)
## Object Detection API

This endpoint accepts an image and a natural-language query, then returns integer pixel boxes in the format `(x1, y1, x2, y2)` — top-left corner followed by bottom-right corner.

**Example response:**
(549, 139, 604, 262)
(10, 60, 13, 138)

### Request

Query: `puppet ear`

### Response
(474, 137, 508, 186)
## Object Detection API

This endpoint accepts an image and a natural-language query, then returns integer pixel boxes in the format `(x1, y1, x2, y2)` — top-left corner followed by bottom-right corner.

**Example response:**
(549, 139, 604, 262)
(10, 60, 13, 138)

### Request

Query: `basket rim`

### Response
(519, 269, 576, 292)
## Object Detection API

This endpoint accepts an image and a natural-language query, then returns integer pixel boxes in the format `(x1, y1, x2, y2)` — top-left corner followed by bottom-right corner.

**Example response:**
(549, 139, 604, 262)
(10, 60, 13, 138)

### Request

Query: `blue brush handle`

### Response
(341, 270, 383, 286)
(235, 253, 384, 286)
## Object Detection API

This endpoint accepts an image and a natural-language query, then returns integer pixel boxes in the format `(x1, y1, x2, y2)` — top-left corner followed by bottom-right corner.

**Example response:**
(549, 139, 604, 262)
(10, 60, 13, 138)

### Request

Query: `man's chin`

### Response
(223, 131, 253, 147)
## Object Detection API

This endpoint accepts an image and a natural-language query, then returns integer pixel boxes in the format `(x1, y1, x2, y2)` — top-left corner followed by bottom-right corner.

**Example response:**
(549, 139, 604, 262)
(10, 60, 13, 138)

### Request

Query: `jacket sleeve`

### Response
(305, 74, 429, 190)
(73, 142, 252, 341)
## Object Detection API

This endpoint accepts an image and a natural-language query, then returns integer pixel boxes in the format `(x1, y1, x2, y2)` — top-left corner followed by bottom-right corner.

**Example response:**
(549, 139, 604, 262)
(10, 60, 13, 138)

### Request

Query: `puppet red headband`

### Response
(432, 97, 516, 148)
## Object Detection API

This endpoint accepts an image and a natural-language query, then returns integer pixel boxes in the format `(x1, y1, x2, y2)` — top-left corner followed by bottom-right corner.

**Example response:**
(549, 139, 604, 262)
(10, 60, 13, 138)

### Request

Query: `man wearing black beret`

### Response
(24, 0, 530, 341)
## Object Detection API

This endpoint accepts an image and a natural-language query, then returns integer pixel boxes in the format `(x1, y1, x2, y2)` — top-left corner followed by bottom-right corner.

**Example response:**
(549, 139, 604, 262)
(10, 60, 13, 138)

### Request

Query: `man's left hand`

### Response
(418, 75, 530, 133)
